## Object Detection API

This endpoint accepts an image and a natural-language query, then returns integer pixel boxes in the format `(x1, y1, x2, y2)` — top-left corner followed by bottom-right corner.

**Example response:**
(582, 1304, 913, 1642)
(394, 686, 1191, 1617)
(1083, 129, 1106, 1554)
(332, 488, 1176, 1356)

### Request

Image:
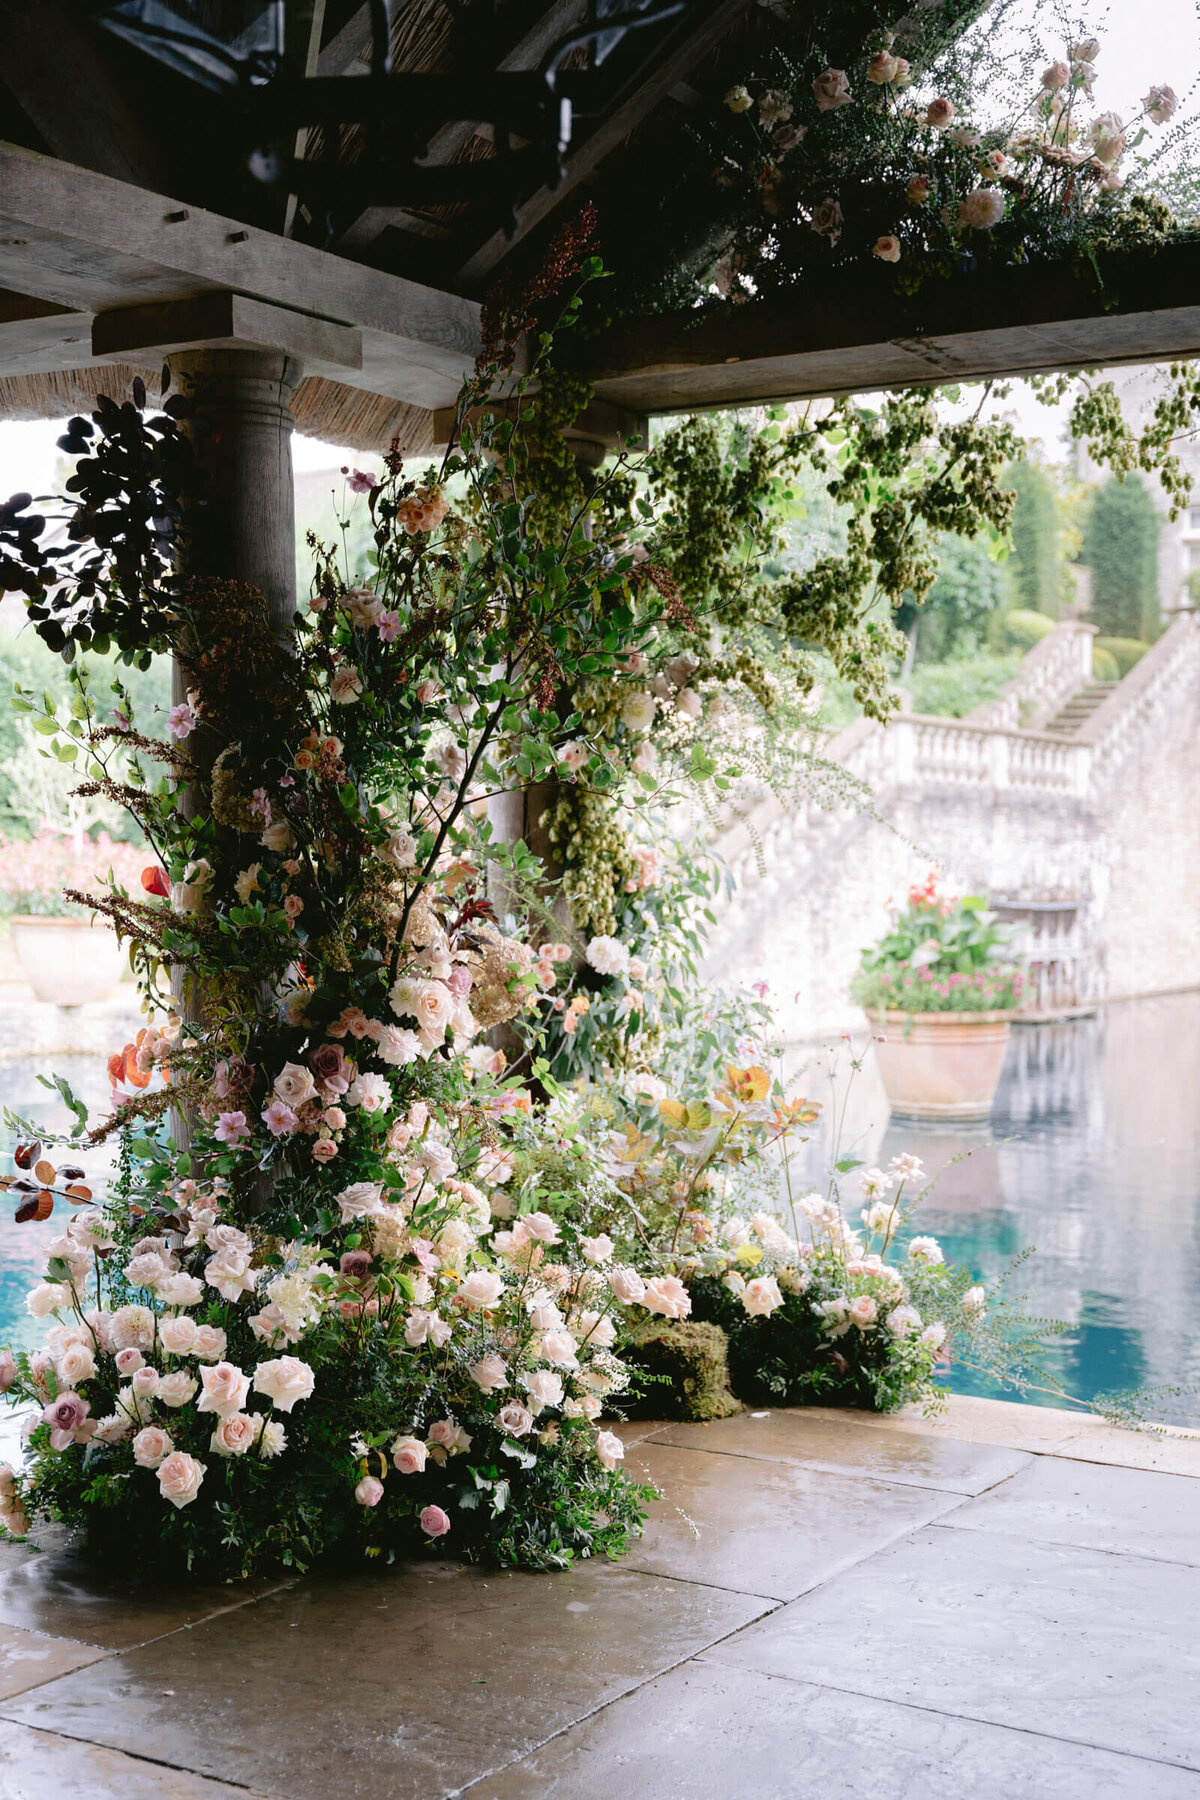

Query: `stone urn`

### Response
(9, 916, 126, 1006)
(868, 1010, 1013, 1122)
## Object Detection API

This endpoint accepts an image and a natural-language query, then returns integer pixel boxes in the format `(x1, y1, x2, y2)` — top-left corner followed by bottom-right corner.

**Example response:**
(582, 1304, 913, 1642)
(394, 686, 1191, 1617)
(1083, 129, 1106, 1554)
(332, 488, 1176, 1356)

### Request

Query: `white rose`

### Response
(520, 1368, 565, 1413)
(157, 1273, 205, 1307)
(621, 691, 657, 732)
(26, 1283, 71, 1318)
(608, 1267, 646, 1306)
(252, 1355, 315, 1413)
(261, 819, 294, 853)
(595, 1428, 625, 1471)
(379, 829, 418, 871)
(336, 1181, 385, 1223)
(57, 1342, 97, 1385)
(580, 1234, 613, 1264)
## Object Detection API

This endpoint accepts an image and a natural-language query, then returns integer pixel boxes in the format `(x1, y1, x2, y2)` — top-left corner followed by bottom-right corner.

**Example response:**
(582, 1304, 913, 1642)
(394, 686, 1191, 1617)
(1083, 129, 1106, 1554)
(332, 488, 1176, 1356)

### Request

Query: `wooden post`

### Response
(165, 348, 303, 1146)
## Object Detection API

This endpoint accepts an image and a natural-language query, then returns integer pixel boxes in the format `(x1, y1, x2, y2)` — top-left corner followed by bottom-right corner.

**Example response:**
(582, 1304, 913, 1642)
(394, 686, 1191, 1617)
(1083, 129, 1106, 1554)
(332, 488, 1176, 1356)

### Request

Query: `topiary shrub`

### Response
(1095, 635, 1149, 676)
(987, 608, 1057, 653)
(620, 1320, 742, 1421)
(1091, 645, 1120, 681)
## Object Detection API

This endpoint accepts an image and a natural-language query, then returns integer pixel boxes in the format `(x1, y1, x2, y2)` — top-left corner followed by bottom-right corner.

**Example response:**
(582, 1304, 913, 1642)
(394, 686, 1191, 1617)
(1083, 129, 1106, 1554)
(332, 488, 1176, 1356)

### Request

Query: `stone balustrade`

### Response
(970, 618, 1098, 730)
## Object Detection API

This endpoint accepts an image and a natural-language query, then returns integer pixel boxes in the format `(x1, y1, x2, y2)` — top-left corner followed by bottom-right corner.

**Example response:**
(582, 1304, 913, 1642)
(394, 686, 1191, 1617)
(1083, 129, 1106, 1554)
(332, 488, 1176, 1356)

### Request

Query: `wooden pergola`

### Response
(0, 2, 1198, 628)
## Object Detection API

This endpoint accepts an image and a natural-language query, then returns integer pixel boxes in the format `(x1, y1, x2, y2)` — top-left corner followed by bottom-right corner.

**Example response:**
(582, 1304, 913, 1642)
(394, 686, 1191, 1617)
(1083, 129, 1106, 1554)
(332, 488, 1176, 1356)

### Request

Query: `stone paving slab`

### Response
(0, 1621, 109, 1700)
(805, 1397, 1200, 1476)
(619, 1441, 964, 1600)
(646, 1409, 1030, 1494)
(470, 1657, 1200, 1800)
(706, 1523, 1200, 1770)
(941, 1454, 1200, 1564)
(0, 1536, 293, 1650)
(0, 1561, 771, 1800)
(0, 1720, 271, 1799)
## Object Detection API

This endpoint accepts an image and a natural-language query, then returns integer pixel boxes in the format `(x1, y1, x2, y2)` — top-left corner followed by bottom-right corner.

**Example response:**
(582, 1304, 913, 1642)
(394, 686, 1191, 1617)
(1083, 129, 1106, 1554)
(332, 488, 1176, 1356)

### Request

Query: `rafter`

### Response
(455, 0, 753, 288)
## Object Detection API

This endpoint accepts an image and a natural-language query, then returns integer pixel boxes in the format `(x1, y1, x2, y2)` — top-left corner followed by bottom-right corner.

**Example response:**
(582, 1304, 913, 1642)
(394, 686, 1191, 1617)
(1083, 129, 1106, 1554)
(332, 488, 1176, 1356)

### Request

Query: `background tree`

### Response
(1082, 475, 1162, 641)
(1003, 458, 1062, 619)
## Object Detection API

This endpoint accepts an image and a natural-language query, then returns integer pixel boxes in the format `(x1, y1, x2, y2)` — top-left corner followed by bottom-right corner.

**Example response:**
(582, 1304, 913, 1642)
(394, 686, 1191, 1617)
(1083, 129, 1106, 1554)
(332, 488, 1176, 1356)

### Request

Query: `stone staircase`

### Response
(697, 614, 1200, 1038)
(1042, 680, 1119, 735)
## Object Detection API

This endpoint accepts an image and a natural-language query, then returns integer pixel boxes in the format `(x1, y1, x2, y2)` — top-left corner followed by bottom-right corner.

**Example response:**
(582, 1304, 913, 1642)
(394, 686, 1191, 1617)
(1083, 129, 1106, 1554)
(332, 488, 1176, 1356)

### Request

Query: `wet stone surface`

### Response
(646, 1408, 1031, 1495)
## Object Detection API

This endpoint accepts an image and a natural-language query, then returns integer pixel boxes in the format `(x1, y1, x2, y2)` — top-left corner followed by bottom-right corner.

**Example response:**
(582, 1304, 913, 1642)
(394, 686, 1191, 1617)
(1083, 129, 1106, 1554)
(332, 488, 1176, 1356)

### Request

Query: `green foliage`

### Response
(850, 874, 1023, 1014)
(1094, 635, 1149, 676)
(896, 533, 1013, 664)
(1091, 645, 1120, 681)
(1082, 476, 1162, 641)
(1003, 459, 1061, 619)
(987, 607, 1057, 653)
(905, 652, 1020, 718)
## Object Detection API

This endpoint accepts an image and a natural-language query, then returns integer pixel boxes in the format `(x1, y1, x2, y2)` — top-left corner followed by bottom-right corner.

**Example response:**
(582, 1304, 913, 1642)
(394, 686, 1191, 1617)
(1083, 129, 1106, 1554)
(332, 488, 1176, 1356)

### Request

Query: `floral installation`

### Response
(850, 872, 1025, 1014)
(585, 7, 1194, 325)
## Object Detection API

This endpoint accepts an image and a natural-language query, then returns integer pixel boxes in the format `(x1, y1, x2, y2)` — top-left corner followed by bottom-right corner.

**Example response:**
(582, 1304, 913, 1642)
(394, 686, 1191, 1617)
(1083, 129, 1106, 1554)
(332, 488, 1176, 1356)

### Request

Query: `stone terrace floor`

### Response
(0, 1397, 1196, 1799)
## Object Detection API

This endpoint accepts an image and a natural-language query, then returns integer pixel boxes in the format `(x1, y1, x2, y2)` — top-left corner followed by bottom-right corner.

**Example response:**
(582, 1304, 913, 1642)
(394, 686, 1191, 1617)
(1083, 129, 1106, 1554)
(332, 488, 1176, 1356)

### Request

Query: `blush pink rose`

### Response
(497, 1401, 534, 1438)
(641, 1275, 691, 1320)
(157, 1450, 206, 1509)
(132, 1425, 174, 1469)
(252, 1356, 315, 1414)
(419, 1504, 451, 1538)
(210, 1413, 258, 1457)
(391, 1434, 427, 1474)
(196, 1361, 251, 1418)
(355, 1475, 385, 1507)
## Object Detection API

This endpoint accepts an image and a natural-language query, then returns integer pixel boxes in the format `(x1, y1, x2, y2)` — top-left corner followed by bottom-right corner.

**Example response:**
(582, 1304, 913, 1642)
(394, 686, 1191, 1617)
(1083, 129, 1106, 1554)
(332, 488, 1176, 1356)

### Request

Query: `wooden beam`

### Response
(455, 0, 753, 288)
(285, 0, 329, 237)
(317, 3, 372, 77)
(0, 142, 483, 408)
(584, 247, 1200, 412)
(431, 393, 647, 452)
(92, 293, 363, 381)
(0, 0, 169, 190)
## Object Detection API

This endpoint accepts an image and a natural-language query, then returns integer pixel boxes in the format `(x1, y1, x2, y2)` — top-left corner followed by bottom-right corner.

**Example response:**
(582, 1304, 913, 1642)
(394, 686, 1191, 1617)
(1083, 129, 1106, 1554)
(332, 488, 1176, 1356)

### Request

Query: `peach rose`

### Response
(642, 1275, 691, 1319)
(157, 1450, 206, 1509)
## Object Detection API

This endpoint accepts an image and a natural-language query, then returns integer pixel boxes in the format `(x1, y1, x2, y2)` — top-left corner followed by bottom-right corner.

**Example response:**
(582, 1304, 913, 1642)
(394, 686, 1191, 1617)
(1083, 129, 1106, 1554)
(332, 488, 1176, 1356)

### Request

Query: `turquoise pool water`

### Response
(0, 997, 1197, 1424)
(786, 992, 1200, 1426)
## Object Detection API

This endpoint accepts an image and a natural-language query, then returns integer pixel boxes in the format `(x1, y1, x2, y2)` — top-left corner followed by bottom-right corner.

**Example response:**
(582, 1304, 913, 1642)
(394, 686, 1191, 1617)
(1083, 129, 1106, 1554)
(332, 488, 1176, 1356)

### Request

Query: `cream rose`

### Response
(273, 1061, 318, 1107)
(520, 1368, 565, 1413)
(595, 1429, 625, 1471)
(159, 1315, 199, 1357)
(457, 1269, 504, 1309)
(157, 1450, 206, 1509)
(156, 1371, 199, 1408)
(497, 1401, 534, 1437)
(57, 1342, 97, 1385)
(742, 1276, 784, 1318)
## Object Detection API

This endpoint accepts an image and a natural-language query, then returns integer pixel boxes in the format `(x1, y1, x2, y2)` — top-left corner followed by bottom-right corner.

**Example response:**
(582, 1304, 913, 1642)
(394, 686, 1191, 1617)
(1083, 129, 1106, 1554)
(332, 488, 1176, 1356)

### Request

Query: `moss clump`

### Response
(620, 1320, 741, 1422)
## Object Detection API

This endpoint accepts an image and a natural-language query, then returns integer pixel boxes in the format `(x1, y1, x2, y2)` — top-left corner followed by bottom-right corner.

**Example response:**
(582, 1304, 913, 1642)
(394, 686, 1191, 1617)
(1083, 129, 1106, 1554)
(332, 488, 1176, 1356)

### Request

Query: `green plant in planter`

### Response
(850, 873, 1023, 1014)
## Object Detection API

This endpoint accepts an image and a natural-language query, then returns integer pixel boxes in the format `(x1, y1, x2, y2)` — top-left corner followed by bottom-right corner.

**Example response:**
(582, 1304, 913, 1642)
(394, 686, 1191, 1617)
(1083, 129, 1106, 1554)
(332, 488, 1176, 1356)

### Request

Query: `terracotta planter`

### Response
(869, 1009, 1013, 1121)
(9, 916, 127, 1007)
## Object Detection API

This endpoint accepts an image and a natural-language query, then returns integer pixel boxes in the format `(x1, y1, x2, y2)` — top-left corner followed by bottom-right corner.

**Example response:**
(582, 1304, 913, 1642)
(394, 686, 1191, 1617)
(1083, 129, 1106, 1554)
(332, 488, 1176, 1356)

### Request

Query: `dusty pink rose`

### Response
(132, 1425, 174, 1469)
(253, 1356, 315, 1413)
(419, 1504, 451, 1538)
(197, 1361, 251, 1418)
(355, 1475, 385, 1507)
(392, 1434, 427, 1474)
(158, 1450, 206, 1509)
(42, 1392, 88, 1434)
(848, 1295, 879, 1328)
(312, 1138, 339, 1163)
(114, 1347, 145, 1375)
(926, 97, 955, 127)
(310, 1042, 348, 1092)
